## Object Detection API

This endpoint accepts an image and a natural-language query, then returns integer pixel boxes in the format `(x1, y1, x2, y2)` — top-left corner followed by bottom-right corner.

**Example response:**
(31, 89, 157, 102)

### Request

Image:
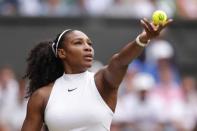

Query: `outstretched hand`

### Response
(139, 18, 173, 42)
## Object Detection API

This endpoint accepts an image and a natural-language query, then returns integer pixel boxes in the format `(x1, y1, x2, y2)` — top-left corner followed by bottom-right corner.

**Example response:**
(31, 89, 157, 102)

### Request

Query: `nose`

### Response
(84, 43, 92, 52)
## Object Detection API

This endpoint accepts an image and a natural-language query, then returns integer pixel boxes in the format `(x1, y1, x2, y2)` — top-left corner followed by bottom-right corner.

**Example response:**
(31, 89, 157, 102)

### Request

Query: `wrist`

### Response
(136, 35, 150, 47)
(139, 34, 150, 43)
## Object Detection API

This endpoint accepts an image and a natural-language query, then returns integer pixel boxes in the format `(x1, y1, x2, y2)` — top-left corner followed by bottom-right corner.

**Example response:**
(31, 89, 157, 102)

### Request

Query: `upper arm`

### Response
(21, 90, 45, 131)
(97, 54, 128, 89)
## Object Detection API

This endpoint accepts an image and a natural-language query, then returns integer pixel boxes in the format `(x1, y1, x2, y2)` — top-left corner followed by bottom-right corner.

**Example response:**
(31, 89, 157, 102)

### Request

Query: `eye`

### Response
(75, 41, 82, 45)
(88, 42, 92, 46)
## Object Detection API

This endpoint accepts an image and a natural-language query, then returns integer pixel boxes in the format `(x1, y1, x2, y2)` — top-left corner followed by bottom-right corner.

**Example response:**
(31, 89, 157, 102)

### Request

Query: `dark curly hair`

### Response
(24, 30, 74, 97)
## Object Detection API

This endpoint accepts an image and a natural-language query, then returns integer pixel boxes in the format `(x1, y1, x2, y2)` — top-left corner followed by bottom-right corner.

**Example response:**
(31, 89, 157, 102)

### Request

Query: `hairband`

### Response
(52, 29, 71, 57)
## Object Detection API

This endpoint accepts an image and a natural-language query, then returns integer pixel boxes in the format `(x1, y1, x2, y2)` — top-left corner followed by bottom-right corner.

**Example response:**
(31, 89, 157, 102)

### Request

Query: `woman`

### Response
(21, 18, 172, 131)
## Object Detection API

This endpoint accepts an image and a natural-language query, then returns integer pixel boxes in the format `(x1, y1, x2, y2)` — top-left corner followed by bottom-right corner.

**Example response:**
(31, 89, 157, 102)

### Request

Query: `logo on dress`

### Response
(68, 88, 77, 92)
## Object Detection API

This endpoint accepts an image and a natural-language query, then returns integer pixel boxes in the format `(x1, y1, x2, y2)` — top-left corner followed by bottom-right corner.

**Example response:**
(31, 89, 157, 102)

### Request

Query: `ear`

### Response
(57, 48, 66, 59)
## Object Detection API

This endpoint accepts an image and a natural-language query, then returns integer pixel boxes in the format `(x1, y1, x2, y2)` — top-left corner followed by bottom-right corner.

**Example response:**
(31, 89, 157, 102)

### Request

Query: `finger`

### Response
(157, 24, 163, 32)
(157, 19, 173, 32)
(142, 19, 160, 37)
(142, 18, 155, 32)
(163, 19, 173, 28)
(140, 20, 151, 34)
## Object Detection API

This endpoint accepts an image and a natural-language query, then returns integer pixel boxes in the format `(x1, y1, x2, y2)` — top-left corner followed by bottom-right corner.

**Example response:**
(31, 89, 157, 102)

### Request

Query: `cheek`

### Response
(90, 46, 94, 54)
(92, 49, 95, 57)
(66, 48, 83, 60)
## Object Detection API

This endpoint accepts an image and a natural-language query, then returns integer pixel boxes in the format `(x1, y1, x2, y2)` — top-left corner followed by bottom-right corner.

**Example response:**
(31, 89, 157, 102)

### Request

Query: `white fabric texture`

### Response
(45, 71, 113, 131)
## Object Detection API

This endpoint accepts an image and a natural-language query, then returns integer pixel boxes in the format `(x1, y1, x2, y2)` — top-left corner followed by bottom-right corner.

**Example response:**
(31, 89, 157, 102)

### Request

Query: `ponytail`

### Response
(24, 41, 64, 97)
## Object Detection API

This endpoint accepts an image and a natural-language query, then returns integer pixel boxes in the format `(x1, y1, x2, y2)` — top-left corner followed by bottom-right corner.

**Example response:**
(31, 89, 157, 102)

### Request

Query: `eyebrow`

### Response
(71, 38, 92, 43)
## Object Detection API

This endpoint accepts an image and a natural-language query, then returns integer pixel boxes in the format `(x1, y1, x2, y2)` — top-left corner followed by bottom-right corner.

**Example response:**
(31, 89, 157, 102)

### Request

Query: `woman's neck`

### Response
(63, 64, 87, 74)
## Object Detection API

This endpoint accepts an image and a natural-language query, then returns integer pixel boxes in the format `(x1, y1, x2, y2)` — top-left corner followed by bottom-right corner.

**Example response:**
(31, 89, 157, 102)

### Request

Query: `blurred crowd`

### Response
(0, 66, 27, 131)
(0, 30, 197, 131)
(0, 0, 197, 19)
(111, 34, 197, 131)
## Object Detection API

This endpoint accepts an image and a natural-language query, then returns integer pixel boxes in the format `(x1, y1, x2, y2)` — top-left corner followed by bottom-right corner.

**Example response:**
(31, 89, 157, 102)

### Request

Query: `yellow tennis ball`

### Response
(152, 10, 167, 25)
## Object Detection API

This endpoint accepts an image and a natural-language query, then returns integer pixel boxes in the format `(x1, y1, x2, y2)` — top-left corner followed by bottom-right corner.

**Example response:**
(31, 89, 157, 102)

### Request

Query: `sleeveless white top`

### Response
(44, 71, 114, 131)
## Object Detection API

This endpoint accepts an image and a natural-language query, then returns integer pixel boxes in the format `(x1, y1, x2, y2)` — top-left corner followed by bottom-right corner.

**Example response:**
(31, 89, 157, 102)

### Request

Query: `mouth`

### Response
(84, 54, 93, 61)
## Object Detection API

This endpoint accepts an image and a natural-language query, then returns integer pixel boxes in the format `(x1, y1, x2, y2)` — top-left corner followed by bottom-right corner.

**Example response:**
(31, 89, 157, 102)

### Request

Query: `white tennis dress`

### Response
(44, 71, 114, 131)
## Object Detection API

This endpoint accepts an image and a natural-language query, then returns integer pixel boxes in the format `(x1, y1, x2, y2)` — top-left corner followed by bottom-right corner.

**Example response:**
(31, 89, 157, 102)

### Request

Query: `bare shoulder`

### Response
(29, 83, 54, 109)
(94, 66, 106, 89)
(31, 83, 53, 99)
(95, 66, 117, 89)
(36, 83, 53, 97)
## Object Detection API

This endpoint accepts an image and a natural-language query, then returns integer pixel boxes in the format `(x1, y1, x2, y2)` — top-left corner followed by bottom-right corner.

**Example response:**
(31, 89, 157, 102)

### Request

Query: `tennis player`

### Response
(21, 18, 172, 131)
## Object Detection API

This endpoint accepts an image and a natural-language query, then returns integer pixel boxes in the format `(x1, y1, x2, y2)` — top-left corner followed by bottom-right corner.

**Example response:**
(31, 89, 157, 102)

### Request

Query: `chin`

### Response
(84, 62, 93, 68)
(86, 64, 92, 68)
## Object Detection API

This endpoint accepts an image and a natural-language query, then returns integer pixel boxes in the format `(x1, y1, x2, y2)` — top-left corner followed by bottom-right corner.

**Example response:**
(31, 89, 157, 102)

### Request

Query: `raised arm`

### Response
(96, 18, 173, 89)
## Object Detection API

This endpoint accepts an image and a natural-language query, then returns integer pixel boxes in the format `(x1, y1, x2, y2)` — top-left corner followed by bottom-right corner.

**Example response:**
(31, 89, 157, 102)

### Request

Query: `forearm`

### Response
(115, 34, 149, 67)
(103, 35, 149, 87)
(102, 18, 172, 88)
(109, 17, 173, 68)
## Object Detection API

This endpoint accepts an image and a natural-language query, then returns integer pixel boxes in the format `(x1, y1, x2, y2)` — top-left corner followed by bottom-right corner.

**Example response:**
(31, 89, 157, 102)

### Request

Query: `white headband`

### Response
(52, 29, 71, 57)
